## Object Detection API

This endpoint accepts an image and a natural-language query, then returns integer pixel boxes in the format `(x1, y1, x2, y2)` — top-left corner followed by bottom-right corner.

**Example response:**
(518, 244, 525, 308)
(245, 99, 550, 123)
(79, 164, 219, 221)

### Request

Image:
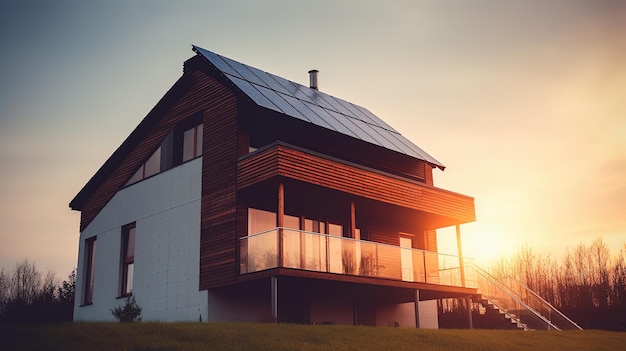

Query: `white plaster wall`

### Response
(376, 302, 416, 328)
(74, 159, 207, 322)
(375, 299, 439, 329)
(418, 300, 439, 329)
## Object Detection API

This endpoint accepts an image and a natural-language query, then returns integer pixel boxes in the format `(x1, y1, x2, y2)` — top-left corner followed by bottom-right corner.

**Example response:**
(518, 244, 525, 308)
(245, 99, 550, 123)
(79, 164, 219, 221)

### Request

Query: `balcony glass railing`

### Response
(240, 228, 476, 288)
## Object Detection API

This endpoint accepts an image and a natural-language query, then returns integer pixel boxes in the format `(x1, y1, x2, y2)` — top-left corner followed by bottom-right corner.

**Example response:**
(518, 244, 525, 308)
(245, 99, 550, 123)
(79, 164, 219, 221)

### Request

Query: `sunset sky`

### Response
(1, 1, 625, 277)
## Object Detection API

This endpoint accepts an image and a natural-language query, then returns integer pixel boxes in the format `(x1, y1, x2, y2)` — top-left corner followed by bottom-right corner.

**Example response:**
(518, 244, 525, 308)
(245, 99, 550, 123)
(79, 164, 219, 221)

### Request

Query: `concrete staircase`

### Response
(475, 296, 528, 330)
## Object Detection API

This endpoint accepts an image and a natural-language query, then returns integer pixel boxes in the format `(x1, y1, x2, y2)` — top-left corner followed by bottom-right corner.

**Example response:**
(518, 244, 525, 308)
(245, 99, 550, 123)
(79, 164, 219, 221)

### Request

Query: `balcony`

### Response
(240, 228, 476, 289)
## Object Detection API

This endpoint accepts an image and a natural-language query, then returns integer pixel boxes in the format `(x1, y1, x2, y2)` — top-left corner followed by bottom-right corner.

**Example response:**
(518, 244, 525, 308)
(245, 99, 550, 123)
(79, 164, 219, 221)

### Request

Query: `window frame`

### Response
(82, 236, 97, 305)
(181, 123, 203, 163)
(120, 223, 136, 297)
(124, 114, 203, 187)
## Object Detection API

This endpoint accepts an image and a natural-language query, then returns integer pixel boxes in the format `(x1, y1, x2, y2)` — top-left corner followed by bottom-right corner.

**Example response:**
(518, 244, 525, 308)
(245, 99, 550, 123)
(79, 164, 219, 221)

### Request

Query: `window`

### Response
(182, 124, 203, 162)
(83, 237, 97, 305)
(125, 116, 203, 186)
(126, 147, 162, 185)
(121, 224, 136, 296)
(248, 208, 276, 235)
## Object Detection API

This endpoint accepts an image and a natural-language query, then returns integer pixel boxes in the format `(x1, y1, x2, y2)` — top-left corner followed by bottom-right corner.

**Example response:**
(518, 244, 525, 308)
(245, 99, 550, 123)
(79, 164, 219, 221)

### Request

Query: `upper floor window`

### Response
(182, 124, 203, 162)
(126, 147, 162, 185)
(125, 116, 203, 186)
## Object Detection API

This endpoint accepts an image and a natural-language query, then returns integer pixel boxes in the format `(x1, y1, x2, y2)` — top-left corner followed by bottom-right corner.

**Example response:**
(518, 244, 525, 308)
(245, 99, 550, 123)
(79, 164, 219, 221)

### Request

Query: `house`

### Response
(69, 45, 477, 327)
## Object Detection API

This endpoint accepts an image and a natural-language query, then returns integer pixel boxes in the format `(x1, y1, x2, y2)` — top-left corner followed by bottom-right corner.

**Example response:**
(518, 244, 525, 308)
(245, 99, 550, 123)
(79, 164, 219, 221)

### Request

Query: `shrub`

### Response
(111, 296, 142, 322)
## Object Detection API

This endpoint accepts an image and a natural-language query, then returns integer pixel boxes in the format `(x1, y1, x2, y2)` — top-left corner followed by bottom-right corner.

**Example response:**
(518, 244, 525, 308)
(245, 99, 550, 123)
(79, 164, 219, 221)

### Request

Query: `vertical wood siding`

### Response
(198, 80, 238, 290)
(425, 230, 437, 252)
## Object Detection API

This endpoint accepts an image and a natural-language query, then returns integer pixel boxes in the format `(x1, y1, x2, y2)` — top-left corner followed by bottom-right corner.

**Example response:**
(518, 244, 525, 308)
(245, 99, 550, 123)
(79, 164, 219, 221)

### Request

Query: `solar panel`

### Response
(192, 46, 444, 169)
(192, 46, 240, 77)
(304, 102, 358, 138)
(250, 68, 292, 95)
(257, 85, 309, 122)
(228, 76, 278, 112)
(280, 93, 332, 129)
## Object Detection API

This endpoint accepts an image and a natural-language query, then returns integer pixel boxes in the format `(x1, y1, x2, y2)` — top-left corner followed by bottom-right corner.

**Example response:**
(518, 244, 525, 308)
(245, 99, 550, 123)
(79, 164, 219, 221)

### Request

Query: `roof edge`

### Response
(69, 74, 193, 211)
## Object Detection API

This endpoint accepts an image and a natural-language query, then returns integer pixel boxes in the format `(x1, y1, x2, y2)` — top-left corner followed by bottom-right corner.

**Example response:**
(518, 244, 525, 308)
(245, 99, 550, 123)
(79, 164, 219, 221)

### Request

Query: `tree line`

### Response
(488, 238, 626, 330)
(0, 259, 75, 324)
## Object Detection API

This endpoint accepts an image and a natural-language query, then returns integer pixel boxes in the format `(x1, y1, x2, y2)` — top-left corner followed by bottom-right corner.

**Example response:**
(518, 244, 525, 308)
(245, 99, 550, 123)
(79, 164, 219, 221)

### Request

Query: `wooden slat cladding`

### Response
(198, 75, 239, 290)
(245, 111, 431, 183)
(238, 144, 476, 224)
(424, 163, 434, 186)
(425, 230, 437, 251)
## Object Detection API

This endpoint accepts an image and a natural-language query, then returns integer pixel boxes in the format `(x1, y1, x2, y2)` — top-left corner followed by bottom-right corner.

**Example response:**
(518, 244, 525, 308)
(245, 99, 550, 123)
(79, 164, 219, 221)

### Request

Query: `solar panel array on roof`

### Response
(192, 45, 444, 169)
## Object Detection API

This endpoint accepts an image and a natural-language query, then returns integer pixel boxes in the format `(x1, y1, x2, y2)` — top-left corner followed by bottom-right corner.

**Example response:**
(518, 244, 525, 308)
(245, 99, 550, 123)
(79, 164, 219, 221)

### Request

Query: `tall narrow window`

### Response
(83, 237, 97, 305)
(182, 124, 203, 162)
(121, 224, 136, 296)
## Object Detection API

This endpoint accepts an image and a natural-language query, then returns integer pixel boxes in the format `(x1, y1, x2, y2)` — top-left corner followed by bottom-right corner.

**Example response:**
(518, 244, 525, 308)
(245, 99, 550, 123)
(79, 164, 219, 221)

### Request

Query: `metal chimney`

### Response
(308, 69, 319, 90)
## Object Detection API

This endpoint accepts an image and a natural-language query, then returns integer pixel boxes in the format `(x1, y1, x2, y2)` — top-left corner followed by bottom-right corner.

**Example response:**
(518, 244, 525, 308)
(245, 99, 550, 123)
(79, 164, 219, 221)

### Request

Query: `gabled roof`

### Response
(71, 46, 446, 212)
(192, 45, 444, 170)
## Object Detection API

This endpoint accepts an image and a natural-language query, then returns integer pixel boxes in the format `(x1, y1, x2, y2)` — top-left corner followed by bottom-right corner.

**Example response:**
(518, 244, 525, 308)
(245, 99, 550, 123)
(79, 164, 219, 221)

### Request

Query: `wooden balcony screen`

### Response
(237, 143, 475, 224)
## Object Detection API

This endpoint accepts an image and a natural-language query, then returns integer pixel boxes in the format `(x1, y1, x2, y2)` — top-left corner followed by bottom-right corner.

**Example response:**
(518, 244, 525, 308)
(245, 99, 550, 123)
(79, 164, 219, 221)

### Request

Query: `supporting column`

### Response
(457, 225, 472, 329)
(456, 224, 466, 287)
(278, 183, 284, 267)
(271, 276, 278, 322)
(414, 289, 421, 328)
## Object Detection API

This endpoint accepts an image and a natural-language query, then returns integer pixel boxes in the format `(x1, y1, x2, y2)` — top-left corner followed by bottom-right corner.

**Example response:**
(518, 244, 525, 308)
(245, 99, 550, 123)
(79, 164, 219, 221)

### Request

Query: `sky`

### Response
(1, 0, 625, 277)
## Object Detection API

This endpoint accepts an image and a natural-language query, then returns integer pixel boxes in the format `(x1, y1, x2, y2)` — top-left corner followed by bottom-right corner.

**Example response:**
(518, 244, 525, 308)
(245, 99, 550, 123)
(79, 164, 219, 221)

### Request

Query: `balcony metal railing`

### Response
(239, 228, 476, 288)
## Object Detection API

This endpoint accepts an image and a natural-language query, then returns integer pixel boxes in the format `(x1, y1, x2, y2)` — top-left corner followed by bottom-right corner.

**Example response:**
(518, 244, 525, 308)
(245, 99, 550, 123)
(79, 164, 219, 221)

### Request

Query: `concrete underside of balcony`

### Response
(207, 273, 476, 326)
(236, 267, 477, 301)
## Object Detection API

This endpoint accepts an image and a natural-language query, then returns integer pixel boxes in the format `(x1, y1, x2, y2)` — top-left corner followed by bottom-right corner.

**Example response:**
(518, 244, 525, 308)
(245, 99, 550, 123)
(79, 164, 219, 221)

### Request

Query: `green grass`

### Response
(1, 323, 624, 351)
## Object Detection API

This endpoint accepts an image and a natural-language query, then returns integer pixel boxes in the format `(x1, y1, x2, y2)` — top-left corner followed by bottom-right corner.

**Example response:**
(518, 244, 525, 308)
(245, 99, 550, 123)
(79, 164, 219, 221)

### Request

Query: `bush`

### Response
(111, 296, 142, 322)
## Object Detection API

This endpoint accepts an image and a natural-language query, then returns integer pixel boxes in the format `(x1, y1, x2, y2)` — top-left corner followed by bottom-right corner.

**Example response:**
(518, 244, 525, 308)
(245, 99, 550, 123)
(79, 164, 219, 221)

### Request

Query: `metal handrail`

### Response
(470, 264, 557, 330)
(495, 275, 583, 330)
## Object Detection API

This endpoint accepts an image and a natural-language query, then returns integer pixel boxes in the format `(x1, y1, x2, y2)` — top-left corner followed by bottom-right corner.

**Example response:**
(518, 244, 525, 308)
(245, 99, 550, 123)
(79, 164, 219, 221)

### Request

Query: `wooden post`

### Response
(414, 290, 421, 328)
(278, 183, 284, 267)
(456, 224, 466, 288)
(350, 201, 356, 239)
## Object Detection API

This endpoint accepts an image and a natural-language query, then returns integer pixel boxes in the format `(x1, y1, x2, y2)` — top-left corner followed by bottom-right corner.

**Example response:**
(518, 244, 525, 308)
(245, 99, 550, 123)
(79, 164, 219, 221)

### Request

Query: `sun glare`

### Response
(437, 223, 510, 269)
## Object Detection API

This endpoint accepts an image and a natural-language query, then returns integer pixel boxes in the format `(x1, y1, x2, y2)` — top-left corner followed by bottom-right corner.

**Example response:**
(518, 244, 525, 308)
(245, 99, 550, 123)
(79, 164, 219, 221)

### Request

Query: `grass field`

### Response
(1, 322, 624, 351)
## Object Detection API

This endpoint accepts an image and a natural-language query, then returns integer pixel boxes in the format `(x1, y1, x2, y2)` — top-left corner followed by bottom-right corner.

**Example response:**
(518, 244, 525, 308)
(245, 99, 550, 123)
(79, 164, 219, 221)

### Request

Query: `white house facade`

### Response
(74, 158, 207, 322)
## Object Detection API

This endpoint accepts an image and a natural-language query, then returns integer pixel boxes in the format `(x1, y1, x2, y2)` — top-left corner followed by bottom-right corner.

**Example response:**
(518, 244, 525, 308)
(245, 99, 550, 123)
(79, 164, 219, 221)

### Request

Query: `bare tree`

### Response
(10, 259, 42, 305)
(0, 268, 8, 317)
(485, 238, 626, 330)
